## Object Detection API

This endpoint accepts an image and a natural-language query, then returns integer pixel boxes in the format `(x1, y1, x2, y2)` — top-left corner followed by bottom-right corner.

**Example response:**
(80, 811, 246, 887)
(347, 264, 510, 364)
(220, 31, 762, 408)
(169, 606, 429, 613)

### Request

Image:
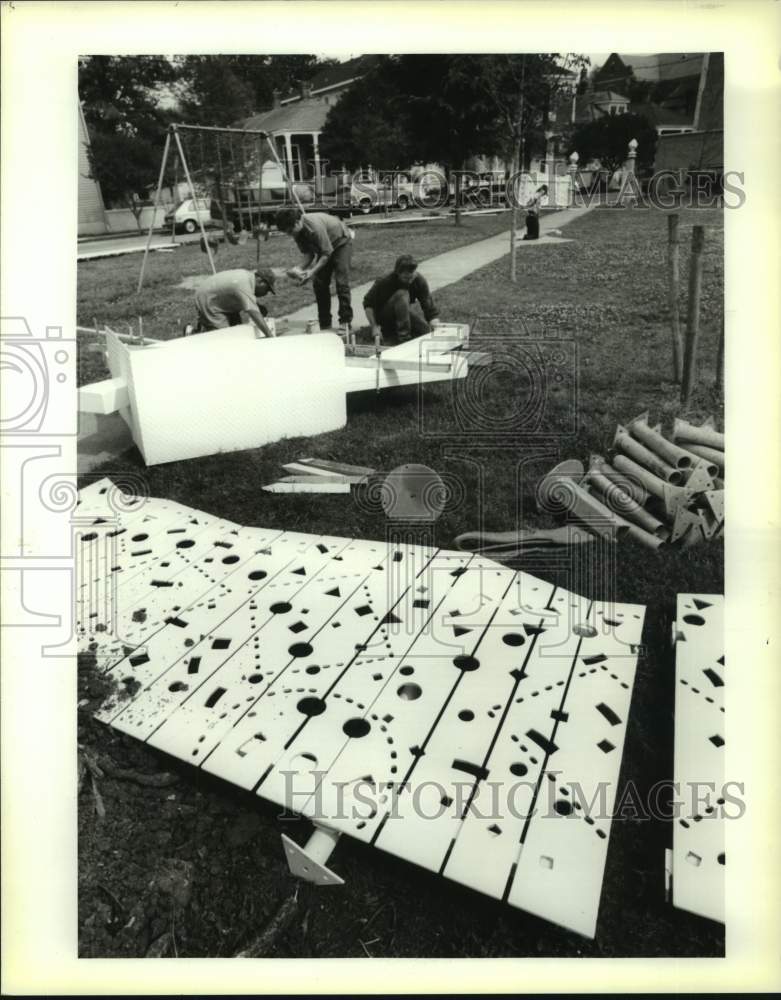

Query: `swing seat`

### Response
(200, 235, 219, 254)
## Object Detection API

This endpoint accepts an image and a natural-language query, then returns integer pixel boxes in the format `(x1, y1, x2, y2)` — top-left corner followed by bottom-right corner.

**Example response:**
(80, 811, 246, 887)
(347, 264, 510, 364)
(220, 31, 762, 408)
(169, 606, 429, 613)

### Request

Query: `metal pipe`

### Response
(612, 453, 667, 500)
(137, 130, 172, 294)
(614, 429, 683, 484)
(585, 467, 667, 537)
(172, 123, 269, 137)
(173, 129, 217, 275)
(681, 442, 724, 471)
(629, 419, 696, 470)
(580, 484, 666, 550)
(672, 417, 725, 451)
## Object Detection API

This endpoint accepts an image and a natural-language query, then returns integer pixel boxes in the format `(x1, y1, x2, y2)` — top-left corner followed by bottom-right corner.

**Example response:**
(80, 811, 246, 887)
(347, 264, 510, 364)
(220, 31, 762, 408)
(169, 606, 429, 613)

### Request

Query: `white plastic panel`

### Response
(106, 329, 347, 466)
(80, 482, 646, 939)
(672, 594, 725, 924)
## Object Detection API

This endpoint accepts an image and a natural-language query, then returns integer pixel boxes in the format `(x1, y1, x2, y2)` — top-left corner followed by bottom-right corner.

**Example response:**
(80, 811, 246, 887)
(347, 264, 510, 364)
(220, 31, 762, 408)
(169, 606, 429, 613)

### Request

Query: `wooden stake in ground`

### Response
(715, 316, 724, 390)
(681, 225, 705, 405)
(667, 213, 683, 382)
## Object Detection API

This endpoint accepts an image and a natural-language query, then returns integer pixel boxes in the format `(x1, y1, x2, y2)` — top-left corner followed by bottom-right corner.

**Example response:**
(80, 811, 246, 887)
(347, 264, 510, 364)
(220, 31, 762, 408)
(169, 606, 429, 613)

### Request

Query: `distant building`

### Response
(654, 53, 723, 173)
(78, 101, 109, 236)
(241, 56, 380, 184)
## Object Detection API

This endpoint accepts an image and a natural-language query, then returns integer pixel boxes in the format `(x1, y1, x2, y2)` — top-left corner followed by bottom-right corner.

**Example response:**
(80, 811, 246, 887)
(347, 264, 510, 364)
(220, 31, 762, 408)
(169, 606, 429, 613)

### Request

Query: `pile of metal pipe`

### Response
(536, 414, 724, 550)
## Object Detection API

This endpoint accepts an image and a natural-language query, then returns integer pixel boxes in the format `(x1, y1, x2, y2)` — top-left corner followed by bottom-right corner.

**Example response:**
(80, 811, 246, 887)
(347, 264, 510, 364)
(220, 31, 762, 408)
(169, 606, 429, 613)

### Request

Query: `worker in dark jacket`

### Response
(363, 254, 440, 344)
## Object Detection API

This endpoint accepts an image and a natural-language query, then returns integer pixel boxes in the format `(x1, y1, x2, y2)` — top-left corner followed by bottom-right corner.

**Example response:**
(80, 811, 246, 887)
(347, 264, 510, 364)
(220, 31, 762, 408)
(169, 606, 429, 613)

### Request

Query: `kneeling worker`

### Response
(363, 254, 440, 345)
(192, 267, 277, 338)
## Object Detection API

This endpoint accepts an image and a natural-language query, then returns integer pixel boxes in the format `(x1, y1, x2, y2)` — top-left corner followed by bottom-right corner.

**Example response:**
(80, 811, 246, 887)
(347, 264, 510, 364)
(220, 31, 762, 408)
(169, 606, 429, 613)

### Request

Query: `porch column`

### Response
(313, 132, 322, 196)
(284, 133, 294, 181)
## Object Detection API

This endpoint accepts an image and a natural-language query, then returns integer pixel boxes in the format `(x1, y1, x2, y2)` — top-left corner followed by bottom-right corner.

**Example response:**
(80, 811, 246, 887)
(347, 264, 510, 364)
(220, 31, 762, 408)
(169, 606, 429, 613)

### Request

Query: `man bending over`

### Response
(275, 208, 354, 335)
(193, 267, 277, 338)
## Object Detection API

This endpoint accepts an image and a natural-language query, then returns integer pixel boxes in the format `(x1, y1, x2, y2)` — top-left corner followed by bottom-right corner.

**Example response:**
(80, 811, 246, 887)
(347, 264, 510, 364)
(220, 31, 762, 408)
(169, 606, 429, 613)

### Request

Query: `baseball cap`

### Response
(255, 267, 277, 294)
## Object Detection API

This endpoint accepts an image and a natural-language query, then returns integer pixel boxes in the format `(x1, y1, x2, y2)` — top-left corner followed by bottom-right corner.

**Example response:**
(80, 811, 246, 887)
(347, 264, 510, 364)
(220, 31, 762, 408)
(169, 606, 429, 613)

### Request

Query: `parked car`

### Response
(163, 197, 213, 233)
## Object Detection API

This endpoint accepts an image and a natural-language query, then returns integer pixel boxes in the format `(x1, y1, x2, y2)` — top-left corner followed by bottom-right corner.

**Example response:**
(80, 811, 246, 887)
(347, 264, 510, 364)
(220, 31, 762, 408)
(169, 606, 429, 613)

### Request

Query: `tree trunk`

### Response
(510, 142, 519, 283)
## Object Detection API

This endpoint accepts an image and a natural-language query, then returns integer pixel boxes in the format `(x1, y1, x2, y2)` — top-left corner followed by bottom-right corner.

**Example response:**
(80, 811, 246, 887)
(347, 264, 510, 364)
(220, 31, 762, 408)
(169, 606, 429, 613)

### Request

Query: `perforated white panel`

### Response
(672, 594, 725, 924)
(79, 482, 646, 939)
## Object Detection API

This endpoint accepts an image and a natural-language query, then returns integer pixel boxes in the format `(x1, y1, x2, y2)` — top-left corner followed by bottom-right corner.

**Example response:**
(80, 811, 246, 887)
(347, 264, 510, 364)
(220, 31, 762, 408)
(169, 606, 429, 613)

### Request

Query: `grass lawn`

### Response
(77, 211, 515, 386)
(78, 204, 725, 958)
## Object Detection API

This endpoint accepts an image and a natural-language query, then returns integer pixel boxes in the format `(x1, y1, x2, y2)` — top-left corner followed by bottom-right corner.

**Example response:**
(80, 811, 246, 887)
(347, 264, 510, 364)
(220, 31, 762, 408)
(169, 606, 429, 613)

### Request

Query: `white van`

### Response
(163, 197, 213, 233)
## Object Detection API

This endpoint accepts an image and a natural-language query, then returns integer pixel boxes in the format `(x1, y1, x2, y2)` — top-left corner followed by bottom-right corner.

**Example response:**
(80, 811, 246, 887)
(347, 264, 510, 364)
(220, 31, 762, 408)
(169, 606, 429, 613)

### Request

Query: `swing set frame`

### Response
(137, 122, 307, 294)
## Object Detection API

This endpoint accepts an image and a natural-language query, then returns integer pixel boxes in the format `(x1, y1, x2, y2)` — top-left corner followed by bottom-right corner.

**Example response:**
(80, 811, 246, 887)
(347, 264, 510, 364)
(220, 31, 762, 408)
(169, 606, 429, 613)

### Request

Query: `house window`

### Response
(610, 106, 617, 115)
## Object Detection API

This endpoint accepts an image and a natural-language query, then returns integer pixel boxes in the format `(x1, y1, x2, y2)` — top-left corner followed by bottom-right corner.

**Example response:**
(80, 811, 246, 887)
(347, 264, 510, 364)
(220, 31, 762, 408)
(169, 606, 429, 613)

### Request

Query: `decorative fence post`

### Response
(568, 151, 579, 206)
(619, 138, 639, 205)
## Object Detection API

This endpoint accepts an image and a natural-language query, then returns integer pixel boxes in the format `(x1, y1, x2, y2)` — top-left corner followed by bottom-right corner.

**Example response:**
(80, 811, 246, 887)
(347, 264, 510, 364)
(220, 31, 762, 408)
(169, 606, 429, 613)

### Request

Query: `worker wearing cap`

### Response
(275, 208, 354, 335)
(192, 267, 277, 338)
(363, 254, 440, 345)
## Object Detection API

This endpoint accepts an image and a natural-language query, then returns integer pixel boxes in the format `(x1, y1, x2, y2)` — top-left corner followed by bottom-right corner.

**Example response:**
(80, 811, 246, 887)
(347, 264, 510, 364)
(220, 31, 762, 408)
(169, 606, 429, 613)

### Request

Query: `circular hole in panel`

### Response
(399, 666, 414, 676)
(296, 696, 326, 717)
(131, 533, 149, 542)
(458, 709, 475, 722)
(343, 717, 371, 738)
(289, 642, 313, 658)
(502, 633, 525, 647)
(248, 673, 263, 684)
(554, 799, 573, 816)
(453, 655, 480, 672)
(683, 614, 705, 626)
(270, 602, 292, 614)
(510, 762, 528, 777)
(573, 624, 597, 638)
(223, 555, 239, 564)
(81, 533, 98, 542)
(305, 665, 320, 675)
(176, 539, 195, 549)
(168, 681, 188, 692)
(248, 570, 267, 581)
(717, 852, 725, 865)
(397, 683, 422, 701)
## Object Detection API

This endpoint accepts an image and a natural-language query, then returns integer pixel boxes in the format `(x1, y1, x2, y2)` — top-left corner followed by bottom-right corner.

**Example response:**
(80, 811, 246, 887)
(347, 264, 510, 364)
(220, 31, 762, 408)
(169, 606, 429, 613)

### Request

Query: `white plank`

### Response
(672, 594, 725, 924)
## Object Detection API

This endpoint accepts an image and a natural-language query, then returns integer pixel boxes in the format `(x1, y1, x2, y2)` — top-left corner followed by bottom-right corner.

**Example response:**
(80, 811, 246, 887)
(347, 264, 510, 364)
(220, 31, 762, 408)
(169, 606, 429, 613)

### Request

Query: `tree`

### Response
(449, 53, 589, 279)
(79, 56, 178, 228)
(571, 112, 657, 175)
(318, 57, 415, 169)
(176, 55, 333, 127)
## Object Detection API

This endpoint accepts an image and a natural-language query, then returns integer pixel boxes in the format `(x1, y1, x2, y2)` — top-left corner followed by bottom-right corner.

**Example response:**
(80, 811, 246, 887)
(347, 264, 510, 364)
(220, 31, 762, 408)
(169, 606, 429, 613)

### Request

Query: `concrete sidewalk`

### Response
(282, 204, 593, 328)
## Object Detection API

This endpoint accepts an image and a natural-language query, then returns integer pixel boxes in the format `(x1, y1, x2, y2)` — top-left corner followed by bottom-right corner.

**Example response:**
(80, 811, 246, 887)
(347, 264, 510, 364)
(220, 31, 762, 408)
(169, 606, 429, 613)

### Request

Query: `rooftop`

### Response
(242, 98, 330, 134)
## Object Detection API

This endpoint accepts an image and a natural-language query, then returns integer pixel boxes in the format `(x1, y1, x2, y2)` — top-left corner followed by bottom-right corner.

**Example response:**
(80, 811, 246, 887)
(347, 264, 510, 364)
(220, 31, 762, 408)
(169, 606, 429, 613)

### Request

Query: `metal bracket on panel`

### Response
(281, 823, 345, 887)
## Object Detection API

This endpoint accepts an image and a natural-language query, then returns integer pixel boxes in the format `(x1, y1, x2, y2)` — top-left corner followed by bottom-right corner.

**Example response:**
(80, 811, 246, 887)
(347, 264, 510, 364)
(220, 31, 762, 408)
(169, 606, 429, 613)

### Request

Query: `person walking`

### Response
(363, 254, 440, 345)
(275, 208, 354, 334)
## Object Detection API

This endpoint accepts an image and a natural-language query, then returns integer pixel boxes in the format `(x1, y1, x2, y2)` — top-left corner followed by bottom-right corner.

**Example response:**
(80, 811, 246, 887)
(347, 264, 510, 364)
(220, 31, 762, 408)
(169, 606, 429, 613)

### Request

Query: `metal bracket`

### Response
(281, 825, 345, 887)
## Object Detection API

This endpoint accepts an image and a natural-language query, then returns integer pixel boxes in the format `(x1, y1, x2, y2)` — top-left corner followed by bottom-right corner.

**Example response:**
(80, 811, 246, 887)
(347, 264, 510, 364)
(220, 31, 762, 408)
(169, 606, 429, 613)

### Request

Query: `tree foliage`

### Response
(319, 53, 588, 174)
(79, 56, 178, 219)
(79, 55, 336, 223)
(176, 55, 333, 126)
(570, 112, 658, 174)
